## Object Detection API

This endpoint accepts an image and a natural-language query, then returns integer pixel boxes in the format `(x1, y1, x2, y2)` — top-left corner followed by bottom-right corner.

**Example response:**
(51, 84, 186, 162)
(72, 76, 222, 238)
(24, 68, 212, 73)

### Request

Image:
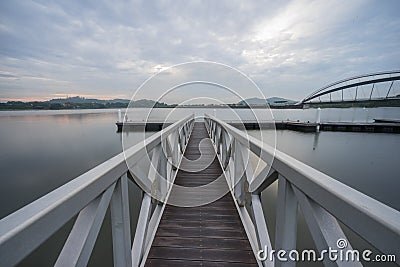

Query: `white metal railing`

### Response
(205, 115, 400, 267)
(0, 114, 194, 267)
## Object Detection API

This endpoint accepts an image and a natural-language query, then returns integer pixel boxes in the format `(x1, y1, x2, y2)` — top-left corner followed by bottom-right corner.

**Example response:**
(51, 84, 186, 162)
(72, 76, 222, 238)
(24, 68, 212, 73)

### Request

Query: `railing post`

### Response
(185, 122, 190, 143)
(251, 194, 274, 267)
(158, 147, 168, 204)
(131, 193, 152, 266)
(215, 126, 222, 154)
(292, 185, 361, 267)
(179, 128, 185, 154)
(55, 183, 116, 267)
(214, 124, 218, 144)
(148, 145, 161, 204)
(110, 174, 132, 267)
(220, 129, 227, 163)
(183, 124, 187, 145)
(275, 176, 297, 267)
(173, 131, 179, 168)
(211, 121, 215, 140)
(234, 140, 246, 206)
(164, 139, 174, 190)
(227, 137, 235, 187)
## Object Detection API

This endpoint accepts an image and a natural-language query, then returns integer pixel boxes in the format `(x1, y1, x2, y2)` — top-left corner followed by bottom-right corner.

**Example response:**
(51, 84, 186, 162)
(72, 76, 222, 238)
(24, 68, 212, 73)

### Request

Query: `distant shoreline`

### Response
(0, 105, 288, 111)
(1, 104, 400, 111)
(1, 96, 399, 111)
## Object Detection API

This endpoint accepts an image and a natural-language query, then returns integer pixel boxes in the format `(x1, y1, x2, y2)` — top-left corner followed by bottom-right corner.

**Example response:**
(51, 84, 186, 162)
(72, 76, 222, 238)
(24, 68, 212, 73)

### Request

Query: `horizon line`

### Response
(0, 95, 297, 103)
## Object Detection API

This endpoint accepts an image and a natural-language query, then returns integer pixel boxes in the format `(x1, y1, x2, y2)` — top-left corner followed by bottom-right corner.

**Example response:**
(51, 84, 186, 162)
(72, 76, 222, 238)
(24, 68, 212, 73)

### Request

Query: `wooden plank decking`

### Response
(145, 122, 257, 266)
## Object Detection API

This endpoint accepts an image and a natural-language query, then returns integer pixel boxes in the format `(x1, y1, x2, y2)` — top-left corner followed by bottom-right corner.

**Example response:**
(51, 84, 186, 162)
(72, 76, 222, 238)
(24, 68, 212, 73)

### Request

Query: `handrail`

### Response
(205, 114, 400, 266)
(0, 114, 194, 267)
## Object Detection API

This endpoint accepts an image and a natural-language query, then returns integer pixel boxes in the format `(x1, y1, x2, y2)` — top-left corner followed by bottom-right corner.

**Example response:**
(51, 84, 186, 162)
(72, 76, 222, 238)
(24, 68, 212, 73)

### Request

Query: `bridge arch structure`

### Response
(300, 70, 400, 104)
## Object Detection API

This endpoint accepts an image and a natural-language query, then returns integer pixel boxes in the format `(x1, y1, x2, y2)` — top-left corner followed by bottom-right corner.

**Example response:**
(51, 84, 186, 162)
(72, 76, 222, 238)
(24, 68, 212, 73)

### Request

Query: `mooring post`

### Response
(118, 109, 122, 122)
(316, 107, 321, 132)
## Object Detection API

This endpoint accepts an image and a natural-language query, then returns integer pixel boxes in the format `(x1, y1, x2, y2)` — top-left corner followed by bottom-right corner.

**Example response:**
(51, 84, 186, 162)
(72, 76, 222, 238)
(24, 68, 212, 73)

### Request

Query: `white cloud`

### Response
(0, 0, 399, 101)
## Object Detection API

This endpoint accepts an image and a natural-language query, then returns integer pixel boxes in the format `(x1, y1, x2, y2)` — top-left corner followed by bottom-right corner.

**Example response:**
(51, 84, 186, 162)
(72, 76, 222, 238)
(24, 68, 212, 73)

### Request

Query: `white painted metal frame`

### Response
(0, 114, 194, 267)
(205, 115, 400, 267)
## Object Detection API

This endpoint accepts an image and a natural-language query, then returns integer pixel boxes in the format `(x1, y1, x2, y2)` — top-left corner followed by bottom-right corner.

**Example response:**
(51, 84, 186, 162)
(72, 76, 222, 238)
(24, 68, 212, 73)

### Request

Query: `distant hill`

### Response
(48, 96, 169, 107)
(238, 97, 297, 106)
(49, 96, 130, 104)
(0, 96, 170, 110)
(0, 95, 300, 110)
(131, 99, 169, 107)
(239, 97, 267, 106)
(267, 97, 297, 105)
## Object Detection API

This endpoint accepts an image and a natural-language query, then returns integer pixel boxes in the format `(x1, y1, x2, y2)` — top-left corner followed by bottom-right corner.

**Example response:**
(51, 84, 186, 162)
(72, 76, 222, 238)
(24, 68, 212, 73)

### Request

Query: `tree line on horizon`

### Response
(1, 95, 398, 110)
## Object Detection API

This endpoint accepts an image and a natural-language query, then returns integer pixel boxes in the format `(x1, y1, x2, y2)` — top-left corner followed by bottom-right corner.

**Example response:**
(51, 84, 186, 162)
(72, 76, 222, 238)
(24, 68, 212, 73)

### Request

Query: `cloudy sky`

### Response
(0, 0, 399, 102)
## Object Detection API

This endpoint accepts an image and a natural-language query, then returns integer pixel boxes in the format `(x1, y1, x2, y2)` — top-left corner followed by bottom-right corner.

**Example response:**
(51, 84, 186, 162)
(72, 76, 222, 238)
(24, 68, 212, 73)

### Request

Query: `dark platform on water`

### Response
(145, 122, 257, 266)
(117, 120, 400, 134)
(318, 121, 400, 133)
(374, 118, 400, 124)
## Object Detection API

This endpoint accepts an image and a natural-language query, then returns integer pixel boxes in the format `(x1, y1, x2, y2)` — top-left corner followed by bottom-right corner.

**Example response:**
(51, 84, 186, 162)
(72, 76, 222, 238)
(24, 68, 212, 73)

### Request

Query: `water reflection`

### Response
(312, 132, 320, 150)
(0, 110, 145, 267)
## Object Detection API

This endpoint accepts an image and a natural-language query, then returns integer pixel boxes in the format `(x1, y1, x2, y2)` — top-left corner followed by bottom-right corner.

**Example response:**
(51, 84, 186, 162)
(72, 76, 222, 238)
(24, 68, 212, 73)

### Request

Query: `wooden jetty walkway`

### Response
(145, 122, 257, 266)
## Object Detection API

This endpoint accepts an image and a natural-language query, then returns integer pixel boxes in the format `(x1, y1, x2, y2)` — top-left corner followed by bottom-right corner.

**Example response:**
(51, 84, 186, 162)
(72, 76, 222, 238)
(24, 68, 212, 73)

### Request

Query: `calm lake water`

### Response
(0, 107, 399, 266)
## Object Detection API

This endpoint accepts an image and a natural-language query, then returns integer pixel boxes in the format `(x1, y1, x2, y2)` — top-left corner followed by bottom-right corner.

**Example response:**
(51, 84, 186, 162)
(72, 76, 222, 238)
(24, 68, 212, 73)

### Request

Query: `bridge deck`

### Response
(145, 122, 257, 266)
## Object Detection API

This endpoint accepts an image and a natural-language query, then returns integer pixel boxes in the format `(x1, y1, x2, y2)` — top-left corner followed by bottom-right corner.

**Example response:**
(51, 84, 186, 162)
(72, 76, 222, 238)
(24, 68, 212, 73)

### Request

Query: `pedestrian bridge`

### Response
(0, 115, 399, 266)
(300, 70, 400, 105)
